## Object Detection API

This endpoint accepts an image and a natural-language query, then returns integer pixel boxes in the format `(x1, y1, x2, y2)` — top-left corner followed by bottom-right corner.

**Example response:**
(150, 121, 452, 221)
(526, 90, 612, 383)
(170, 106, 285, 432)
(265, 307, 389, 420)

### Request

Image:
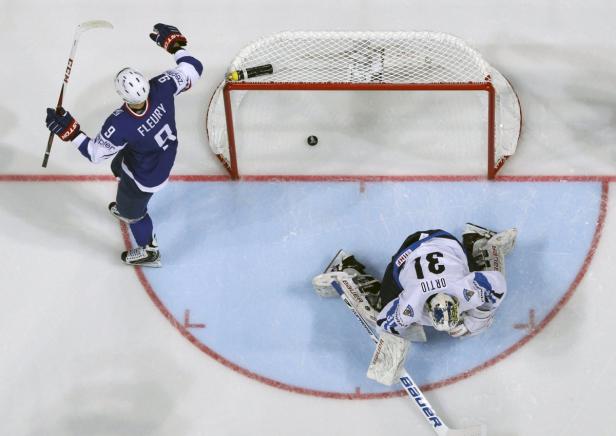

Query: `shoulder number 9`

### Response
(103, 125, 116, 139)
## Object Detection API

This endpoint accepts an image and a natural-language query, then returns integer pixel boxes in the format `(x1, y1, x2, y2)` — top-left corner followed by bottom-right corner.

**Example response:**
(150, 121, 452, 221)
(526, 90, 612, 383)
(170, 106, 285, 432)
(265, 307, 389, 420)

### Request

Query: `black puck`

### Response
(307, 135, 318, 146)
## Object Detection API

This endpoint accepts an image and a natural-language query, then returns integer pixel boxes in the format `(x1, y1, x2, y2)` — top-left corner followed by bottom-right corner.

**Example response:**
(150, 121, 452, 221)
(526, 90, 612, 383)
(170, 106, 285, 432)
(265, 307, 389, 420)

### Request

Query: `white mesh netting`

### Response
(228, 31, 491, 84)
(206, 31, 521, 177)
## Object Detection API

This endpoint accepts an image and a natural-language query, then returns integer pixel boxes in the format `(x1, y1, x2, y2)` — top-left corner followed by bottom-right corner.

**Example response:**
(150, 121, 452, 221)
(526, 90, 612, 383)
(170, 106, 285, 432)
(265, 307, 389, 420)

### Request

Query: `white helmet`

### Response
(426, 293, 460, 331)
(115, 67, 150, 104)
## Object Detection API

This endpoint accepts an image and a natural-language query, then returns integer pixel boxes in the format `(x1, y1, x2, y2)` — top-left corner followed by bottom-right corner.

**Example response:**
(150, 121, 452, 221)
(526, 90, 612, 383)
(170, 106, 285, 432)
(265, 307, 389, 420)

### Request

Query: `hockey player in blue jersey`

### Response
(313, 223, 517, 385)
(45, 23, 203, 267)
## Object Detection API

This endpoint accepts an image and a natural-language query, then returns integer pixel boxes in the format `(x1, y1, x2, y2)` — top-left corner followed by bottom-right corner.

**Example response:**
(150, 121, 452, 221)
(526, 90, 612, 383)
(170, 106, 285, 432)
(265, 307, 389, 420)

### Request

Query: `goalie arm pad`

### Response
(473, 270, 507, 309)
(367, 331, 411, 385)
(463, 307, 495, 336)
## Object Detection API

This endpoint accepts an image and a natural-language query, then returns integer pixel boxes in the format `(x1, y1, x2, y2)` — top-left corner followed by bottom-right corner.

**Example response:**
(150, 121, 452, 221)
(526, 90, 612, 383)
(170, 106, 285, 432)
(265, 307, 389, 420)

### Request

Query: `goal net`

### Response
(206, 31, 521, 179)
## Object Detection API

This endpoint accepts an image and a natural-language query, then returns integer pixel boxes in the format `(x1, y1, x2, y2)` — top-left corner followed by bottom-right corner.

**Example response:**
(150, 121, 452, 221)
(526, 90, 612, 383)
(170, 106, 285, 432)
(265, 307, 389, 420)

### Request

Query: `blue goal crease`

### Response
(138, 180, 602, 394)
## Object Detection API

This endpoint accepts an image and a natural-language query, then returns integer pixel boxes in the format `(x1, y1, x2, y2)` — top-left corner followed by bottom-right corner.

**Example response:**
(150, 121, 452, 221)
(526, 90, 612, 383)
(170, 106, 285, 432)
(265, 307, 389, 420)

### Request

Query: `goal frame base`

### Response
(219, 81, 502, 180)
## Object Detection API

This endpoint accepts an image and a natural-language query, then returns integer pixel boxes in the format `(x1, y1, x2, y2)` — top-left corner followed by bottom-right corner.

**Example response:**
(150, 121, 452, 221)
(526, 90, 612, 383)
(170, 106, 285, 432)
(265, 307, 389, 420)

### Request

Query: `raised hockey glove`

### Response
(149, 23, 187, 54)
(45, 107, 81, 141)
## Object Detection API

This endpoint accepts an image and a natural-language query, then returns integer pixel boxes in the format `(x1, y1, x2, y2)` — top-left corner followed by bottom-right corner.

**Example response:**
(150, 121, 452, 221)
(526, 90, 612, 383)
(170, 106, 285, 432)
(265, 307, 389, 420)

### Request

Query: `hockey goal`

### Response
(206, 31, 521, 179)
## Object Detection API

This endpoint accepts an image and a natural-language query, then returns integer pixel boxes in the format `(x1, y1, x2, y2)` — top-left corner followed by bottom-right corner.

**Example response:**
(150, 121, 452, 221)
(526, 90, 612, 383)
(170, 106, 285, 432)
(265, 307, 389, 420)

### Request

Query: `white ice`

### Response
(1, 1, 615, 435)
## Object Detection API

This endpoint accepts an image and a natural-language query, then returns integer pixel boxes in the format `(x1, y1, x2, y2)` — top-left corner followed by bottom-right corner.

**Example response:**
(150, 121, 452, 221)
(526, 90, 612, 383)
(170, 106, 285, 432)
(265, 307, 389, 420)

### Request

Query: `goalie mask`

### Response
(426, 293, 460, 331)
(115, 67, 150, 105)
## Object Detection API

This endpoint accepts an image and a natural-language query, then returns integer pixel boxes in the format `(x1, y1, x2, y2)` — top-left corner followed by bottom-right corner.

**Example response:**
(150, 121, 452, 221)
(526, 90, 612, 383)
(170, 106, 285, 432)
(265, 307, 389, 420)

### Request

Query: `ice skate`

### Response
(121, 237, 162, 267)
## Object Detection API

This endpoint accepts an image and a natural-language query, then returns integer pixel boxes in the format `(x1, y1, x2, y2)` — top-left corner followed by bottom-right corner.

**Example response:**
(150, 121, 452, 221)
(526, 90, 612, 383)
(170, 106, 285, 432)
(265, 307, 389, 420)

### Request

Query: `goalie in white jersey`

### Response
(376, 225, 516, 338)
(313, 223, 517, 385)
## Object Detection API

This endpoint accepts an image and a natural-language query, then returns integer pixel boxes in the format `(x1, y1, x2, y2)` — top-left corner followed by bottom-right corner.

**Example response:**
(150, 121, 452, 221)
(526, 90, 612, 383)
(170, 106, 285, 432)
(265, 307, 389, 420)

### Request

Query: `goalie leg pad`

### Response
(462, 224, 517, 273)
(313, 271, 379, 325)
(312, 273, 342, 298)
(488, 228, 518, 256)
(481, 228, 518, 274)
(367, 331, 411, 386)
(352, 274, 382, 311)
(315, 250, 382, 310)
(462, 223, 496, 271)
(336, 273, 379, 325)
(312, 249, 352, 298)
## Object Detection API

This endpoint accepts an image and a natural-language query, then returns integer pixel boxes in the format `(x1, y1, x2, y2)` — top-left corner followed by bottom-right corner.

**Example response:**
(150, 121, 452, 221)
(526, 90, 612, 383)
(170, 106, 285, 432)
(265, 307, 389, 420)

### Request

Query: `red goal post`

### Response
(206, 31, 522, 179)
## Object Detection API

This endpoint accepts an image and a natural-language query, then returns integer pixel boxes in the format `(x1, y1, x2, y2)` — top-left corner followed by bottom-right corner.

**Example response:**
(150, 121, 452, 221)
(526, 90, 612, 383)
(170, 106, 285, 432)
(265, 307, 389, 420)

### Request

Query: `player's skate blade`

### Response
(121, 245, 161, 267)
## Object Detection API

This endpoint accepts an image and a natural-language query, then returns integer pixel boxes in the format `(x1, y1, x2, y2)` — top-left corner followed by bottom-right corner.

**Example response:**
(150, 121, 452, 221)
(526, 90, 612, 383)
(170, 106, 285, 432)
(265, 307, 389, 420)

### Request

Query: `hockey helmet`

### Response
(115, 67, 150, 105)
(426, 293, 460, 331)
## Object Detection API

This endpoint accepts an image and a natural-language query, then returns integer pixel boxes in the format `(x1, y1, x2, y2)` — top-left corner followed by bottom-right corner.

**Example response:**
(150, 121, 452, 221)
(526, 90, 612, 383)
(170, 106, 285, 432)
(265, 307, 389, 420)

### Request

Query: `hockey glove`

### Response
(45, 107, 81, 141)
(449, 307, 494, 338)
(448, 321, 469, 338)
(149, 23, 187, 54)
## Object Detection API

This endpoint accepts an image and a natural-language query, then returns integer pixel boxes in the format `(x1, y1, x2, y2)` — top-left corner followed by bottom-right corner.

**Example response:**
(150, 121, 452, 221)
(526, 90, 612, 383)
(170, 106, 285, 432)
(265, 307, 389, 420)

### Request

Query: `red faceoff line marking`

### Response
(184, 310, 206, 329)
(513, 309, 537, 333)
(1, 174, 615, 183)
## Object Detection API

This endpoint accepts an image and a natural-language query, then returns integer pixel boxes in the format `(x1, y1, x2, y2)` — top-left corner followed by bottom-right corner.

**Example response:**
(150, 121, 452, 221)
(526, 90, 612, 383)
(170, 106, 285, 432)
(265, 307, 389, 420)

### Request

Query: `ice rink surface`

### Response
(1, 1, 616, 435)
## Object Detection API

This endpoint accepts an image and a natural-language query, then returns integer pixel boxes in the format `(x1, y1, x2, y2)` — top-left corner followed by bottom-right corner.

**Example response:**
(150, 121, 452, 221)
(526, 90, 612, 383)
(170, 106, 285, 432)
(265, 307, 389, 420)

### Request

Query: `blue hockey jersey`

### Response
(73, 50, 203, 192)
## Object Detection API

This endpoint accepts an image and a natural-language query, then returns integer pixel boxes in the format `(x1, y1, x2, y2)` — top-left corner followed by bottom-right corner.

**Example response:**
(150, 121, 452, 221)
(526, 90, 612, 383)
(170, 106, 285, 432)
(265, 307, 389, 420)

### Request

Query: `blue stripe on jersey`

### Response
(392, 230, 453, 290)
(383, 299, 400, 334)
(77, 141, 90, 161)
(474, 272, 498, 303)
(178, 55, 203, 76)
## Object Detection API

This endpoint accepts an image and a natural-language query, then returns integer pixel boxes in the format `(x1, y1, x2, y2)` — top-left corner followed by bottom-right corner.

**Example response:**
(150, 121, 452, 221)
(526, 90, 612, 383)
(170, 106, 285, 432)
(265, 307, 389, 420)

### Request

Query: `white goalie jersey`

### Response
(376, 233, 507, 337)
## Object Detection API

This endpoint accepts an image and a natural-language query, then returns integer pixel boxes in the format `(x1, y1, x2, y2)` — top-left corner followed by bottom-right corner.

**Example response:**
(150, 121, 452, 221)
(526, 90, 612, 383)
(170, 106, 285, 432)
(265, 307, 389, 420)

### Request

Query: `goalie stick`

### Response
(42, 20, 113, 168)
(330, 279, 487, 436)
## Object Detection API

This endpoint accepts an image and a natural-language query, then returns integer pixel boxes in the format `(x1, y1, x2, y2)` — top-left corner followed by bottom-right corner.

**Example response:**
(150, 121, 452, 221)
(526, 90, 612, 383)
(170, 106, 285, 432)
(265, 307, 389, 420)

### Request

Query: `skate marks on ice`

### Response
(127, 180, 606, 397)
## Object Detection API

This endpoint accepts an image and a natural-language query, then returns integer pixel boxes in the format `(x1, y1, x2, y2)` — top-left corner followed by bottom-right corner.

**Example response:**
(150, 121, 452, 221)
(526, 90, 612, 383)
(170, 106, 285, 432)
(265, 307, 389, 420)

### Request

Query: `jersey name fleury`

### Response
(137, 103, 168, 137)
(72, 49, 203, 193)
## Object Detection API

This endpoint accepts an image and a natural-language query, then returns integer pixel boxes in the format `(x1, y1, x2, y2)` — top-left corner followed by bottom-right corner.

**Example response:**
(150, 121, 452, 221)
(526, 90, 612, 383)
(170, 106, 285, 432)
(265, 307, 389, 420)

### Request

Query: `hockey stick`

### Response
(330, 280, 487, 436)
(42, 20, 113, 168)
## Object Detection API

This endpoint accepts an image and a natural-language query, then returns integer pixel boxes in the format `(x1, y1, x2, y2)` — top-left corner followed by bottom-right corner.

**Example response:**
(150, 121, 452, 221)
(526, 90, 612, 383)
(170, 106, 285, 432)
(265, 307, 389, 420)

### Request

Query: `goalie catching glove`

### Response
(45, 107, 81, 141)
(149, 23, 187, 54)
